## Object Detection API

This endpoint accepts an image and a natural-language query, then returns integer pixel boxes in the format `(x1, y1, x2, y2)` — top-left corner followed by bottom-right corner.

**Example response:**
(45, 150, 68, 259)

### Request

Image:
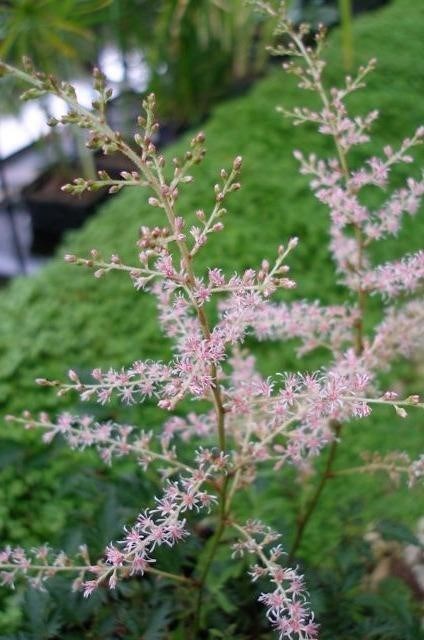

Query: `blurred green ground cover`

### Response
(0, 0, 423, 633)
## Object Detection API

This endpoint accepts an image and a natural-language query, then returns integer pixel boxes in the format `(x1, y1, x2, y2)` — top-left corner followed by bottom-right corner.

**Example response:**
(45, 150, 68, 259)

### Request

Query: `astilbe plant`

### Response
(1, 3, 424, 638)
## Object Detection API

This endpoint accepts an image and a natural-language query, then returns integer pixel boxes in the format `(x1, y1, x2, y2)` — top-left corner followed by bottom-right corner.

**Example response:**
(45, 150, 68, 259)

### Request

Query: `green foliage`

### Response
(308, 521, 424, 640)
(98, 0, 160, 57)
(0, 0, 423, 635)
(0, 0, 111, 71)
(147, 0, 276, 126)
(0, 0, 112, 173)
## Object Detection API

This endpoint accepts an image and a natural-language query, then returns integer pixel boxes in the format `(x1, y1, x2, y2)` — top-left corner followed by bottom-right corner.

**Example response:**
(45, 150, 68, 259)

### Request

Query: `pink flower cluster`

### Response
(294, 128, 424, 288)
(249, 301, 358, 355)
(233, 520, 318, 640)
(83, 458, 218, 595)
(8, 410, 181, 470)
(363, 250, 424, 298)
(366, 300, 424, 367)
(0, 546, 74, 591)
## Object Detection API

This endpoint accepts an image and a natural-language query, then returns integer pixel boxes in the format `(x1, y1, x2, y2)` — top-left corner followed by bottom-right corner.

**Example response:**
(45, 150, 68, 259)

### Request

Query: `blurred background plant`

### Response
(0, 0, 112, 166)
(0, 0, 111, 70)
(146, 0, 277, 128)
(0, 0, 278, 260)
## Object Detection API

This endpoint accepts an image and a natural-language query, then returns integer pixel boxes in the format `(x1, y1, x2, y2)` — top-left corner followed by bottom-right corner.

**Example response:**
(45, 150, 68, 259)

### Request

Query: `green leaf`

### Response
(375, 520, 421, 547)
(143, 599, 172, 640)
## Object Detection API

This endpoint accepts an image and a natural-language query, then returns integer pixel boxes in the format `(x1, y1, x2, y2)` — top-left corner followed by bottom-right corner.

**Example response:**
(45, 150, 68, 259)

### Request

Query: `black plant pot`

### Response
(353, 0, 390, 13)
(22, 165, 109, 255)
(22, 151, 139, 255)
(292, 0, 391, 28)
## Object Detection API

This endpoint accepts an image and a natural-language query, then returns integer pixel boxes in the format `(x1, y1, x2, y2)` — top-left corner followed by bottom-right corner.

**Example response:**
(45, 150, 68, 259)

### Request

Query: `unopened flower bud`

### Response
(148, 197, 160, 207)
(68, 369, 79, 383)
(233, 156, 243, 171)
(383, 391, 398, 400)
(395, 405, 407, 418)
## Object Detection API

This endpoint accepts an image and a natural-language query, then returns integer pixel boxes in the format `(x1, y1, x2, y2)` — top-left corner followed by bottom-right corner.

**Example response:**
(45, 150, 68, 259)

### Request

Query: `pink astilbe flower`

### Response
(92, 460, 219, 593)
(364, 175, 424, 240)
(233, 521, 318, 640)
(1, 7, 423, 639)
(369, 300, 424, 366)
(8, 411, 184, 471)
(161, 411, 215, 446)
(248, 300, 359, 355)
(58, 361, 172, 405)
(363, 251, 424, 298)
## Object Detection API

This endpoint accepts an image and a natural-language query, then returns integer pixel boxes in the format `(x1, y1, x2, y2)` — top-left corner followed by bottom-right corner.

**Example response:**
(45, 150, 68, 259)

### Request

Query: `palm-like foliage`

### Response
(148, 0, 277, 126)
(0, 0, 111, 72)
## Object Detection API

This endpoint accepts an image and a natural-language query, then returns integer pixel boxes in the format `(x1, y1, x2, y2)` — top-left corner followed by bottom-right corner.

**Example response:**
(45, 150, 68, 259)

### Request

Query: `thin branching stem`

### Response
(288, 421, 342, 561)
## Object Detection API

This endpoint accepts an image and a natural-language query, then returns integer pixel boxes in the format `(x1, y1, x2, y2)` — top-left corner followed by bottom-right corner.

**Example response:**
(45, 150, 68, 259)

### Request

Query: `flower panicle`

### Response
(232, 520, 318, 640)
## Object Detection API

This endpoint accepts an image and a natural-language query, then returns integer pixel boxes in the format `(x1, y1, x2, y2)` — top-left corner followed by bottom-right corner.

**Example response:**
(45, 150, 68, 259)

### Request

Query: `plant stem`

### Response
(0, 563, 195, 585)
(338, 0, 354, 71)
(288, 421, 341, 561)
(192, 475, 230, 636)
(75, 127, 97, 180)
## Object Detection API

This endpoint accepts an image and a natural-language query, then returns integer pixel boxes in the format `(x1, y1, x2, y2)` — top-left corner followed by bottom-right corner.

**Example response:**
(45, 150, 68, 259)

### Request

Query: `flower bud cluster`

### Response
(233, 521, 318, 640)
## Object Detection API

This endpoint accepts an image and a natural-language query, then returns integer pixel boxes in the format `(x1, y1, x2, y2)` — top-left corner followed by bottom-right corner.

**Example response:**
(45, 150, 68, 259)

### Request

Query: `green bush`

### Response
(0, 0, 422, 633)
